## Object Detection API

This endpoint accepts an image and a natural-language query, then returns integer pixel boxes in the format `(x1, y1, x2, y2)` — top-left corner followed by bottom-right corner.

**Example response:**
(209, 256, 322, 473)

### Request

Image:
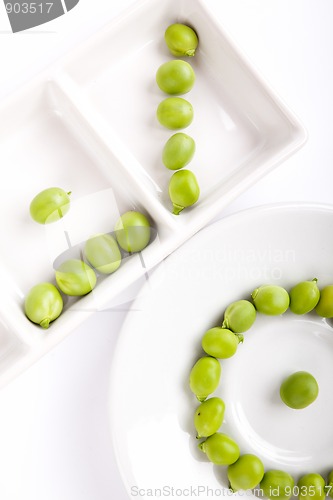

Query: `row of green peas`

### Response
(189, 279, 333, 498)
(24, 188, 151, 328)
(156, 23, 200, 214)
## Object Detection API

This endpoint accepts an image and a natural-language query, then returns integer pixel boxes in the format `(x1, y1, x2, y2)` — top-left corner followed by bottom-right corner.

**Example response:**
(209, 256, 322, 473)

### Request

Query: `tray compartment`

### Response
(62, 0, 306, 218)
(0, 78, 164, 346)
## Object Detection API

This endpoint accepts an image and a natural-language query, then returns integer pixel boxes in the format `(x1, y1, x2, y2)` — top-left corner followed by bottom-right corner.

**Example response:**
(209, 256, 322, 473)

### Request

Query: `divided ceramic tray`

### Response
(0, 0, 306, 388)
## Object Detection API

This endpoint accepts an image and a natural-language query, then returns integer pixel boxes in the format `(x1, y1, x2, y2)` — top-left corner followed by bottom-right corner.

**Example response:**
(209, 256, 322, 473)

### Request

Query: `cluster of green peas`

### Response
(156, 23, 200, 215)
(189, 278, 333, 499)
(24, 187, 151, 329)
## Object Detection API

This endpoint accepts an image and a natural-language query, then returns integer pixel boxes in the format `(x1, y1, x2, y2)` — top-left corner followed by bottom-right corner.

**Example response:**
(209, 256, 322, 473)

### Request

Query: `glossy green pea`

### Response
(201, 327, 243, 359)
(164, 23, 198, 57)
(114, 211, 151, 253)
(297, 473, 326, 500)
(326, 470, 333, 499)
(30, 187, 71, 224)
(222, 300, 256, 333)
(260, 470, 295, 500)
(168, 169, 200, 215)
(24, 282, 63, 329)
(156, 60, 195, 95)
(280, 371, 319, 409)
(194, 397, 225, 438)
(156, 97, 193, 130)
(162, 133, 195, 170)
(252, 285, 290, 315)
(289, 278, 320, 314)
(189, 356, 221, 402)
(315, 285, 333, 317)
(55, 259, 97, 296)
(84, 233, 121, 274)
(199, 432, 240, 466)
(228, 454, 265, 492)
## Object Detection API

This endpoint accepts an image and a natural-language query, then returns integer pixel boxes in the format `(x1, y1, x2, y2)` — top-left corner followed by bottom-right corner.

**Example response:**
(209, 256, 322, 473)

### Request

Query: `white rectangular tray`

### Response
(0, 0, 306, 388)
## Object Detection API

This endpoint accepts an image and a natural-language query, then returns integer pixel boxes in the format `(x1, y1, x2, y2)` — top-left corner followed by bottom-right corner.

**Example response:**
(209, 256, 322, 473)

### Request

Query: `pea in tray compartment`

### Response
(0, 0, 306, 388)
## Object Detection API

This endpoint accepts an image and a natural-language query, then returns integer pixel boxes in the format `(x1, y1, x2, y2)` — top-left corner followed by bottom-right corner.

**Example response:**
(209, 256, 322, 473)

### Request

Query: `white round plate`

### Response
(109, 204, 333, 499)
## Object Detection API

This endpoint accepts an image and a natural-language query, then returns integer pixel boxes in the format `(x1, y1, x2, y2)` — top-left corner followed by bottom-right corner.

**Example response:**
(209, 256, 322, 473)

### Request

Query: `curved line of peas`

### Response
(189, 279, 333, 498)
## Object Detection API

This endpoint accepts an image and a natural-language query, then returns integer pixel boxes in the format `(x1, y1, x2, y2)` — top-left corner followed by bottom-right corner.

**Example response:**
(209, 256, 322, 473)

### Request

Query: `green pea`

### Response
(201, 327, 243, 359)
(227, 454, 265, 492)
(24, 282, 63, 329)
(55, 259, 97, 296)
(315, 285, 333, 317)
(252, 285, 290, 315)
(189, 356, 221, 402)
(194, 397, 225, 438)
(156, 60, 195, 95)
(84, 233, 121, 274)
(162, 132, 195, 170)
(297, 473, 326, 500)
(164, 23, 198, 57)
(114, 211, 151, 253)
(30, 187, 71, 224)
(222, 300, 256, 333)
(289, 278, 320, 314)
(168, 169, 200, 215)
(156, 97, 193, 130)
(260, 470, 295, 500)
(199, 432, 240, 466)
(326, 470, 333, 499)
(280, 371, 319, 409)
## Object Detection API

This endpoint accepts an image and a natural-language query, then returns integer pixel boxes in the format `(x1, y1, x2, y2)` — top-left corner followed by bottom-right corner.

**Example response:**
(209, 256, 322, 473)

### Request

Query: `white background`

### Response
(0, 1, 332, 499)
